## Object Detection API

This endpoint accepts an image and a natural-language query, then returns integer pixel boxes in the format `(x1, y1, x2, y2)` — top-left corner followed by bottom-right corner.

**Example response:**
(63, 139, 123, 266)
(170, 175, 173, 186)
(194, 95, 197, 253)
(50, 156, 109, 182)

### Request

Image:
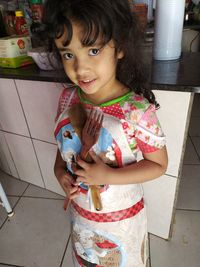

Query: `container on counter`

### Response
(15, 10, 29, 35)
(153, 0, 185, 60)
(133, 0, 154, 22)
(0, 35, 34, 68)
(132, 3, 148, 31)
(29, 0, 43, 23)
(4, 10, 16, 36)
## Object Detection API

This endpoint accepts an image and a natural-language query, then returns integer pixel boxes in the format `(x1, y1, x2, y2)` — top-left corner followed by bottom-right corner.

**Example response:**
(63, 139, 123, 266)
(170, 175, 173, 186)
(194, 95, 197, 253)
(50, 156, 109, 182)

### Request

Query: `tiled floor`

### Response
(0, 94, 200, 267)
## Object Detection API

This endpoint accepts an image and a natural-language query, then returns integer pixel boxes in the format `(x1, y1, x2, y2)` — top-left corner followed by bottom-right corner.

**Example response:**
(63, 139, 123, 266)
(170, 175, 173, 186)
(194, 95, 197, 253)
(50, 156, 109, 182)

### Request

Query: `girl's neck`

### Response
(80, 83, 129, 105)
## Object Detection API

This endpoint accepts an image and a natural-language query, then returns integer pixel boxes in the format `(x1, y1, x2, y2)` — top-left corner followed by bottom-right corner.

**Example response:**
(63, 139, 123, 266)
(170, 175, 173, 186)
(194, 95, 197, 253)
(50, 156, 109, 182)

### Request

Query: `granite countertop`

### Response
(1, 52, 200, 92)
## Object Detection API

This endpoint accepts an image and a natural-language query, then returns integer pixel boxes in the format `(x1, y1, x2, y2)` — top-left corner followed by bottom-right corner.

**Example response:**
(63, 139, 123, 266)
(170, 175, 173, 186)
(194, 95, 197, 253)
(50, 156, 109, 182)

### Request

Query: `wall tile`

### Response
(16, 80, 63, 143)
(0, 79, 29, 136)
(143, 174, 177, 239)
(33, 140, 65, 196)
(5, 132, 44, 187)
(0, 131, 18, 178)
(153, 90, 192, 177)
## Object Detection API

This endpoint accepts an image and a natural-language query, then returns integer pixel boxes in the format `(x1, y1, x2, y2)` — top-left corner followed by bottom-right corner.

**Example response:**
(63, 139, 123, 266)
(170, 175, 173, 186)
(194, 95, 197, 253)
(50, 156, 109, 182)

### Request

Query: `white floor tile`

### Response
(183, 137, 200, 164)
(0, 197, 18, 228)
(24, 184, 64, 199)
(0, 197, 71, 267)
(0, 170, 28, 196)
(150, 210, 200, 267)
(176, 165, 200, 210)
(61, 238, 74, 267)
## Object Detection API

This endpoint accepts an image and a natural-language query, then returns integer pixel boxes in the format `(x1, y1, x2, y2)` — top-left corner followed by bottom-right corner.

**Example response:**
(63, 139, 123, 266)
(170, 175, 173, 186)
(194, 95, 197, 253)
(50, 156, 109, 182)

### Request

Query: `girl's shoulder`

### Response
(122, 91, 154, 123)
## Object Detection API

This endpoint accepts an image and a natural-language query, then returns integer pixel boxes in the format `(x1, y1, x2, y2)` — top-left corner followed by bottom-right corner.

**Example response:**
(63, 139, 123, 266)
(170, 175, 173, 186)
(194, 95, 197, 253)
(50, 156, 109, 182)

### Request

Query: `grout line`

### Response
(0, 264, 24, 267)
(148, 233, 152, 267)
(17, 195, 64, 200)
(176, 208, 200, 212)
(190, 136, 200, 161)
(0, 182, 29, 230)
(0, 129, 57, 146)
(182, 163, 200, 165)
(59, 234, 71, 267)
(0, 169, 64, 199)
(4, 194, 64, 200)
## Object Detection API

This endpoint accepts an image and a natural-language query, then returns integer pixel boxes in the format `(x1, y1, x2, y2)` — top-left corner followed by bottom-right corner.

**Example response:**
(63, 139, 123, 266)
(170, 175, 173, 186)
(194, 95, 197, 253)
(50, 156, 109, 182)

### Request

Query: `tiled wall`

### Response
(0, 78, 194, 239)
(0, 78, 65, 195)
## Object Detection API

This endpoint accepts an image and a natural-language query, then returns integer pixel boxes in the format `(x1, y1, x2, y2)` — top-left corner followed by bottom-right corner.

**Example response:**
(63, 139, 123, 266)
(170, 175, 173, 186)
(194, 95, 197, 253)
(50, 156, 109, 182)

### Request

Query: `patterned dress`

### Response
(54, 87, 166, 267)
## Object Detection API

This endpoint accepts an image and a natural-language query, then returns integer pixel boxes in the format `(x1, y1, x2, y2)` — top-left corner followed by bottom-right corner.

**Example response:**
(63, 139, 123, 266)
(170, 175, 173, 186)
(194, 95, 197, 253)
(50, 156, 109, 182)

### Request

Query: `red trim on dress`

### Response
(113, 140, 123, 167)
(71, 198, 144, 222)
(54, 118, 70, 137)
(136, 138, 159, 153)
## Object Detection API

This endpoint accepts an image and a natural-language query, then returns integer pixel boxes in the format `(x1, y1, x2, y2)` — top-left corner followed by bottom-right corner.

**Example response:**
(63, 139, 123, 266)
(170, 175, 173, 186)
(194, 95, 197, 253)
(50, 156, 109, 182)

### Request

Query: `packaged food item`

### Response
(0, 35, 34, 68)
(15, 10, 29, 35)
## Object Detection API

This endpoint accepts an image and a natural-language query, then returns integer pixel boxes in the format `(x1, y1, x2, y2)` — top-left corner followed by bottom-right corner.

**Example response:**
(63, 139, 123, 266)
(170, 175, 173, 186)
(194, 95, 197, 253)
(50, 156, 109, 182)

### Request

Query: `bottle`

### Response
(29, 0, 43, 23)
(29, 0, 44, 47)
(4, 3, 16, 36)
(153, 0, 185, 60)
(15, 10, 29, 35)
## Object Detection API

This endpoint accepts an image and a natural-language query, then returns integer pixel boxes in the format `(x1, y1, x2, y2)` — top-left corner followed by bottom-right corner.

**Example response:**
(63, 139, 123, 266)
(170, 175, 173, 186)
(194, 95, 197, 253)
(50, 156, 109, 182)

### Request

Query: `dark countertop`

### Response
(1, 52, 200, 93)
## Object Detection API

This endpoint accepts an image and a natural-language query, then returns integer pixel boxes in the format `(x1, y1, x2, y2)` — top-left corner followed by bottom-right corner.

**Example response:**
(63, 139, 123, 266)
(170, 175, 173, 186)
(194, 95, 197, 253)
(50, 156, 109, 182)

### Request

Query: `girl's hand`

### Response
(75, 150, 111, 186)
(57, 171, 80, 200)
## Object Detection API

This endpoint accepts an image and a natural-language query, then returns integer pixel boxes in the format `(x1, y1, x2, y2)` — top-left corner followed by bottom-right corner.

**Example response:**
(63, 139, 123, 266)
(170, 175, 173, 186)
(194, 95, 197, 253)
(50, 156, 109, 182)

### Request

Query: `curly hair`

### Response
(40, 0, 156, 105)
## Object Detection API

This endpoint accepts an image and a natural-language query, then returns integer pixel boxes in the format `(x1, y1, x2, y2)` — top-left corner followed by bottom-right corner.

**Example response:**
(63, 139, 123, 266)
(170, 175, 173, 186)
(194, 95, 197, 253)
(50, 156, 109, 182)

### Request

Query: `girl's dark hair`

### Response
(40, 0, 156, 105)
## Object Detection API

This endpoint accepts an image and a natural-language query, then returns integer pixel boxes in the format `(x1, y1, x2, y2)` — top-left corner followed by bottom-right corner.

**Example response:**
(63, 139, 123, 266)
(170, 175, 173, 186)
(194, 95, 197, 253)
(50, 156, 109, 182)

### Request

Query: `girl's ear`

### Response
(117, 49, 124, 59)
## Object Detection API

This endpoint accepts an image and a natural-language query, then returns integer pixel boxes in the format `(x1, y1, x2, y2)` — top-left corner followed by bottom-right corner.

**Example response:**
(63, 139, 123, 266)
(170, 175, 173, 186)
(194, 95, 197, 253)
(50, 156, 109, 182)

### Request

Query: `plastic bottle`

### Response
(153, 0, 185, 60)
(29, 0, 44, 47)
(15, 10, 29, 35)
(29, 0, 43, 23)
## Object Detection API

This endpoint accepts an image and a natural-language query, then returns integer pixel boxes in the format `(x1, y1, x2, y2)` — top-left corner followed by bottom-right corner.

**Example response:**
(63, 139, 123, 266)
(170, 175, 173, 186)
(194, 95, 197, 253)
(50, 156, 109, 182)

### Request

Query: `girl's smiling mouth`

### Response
(78, 79, 96, 88)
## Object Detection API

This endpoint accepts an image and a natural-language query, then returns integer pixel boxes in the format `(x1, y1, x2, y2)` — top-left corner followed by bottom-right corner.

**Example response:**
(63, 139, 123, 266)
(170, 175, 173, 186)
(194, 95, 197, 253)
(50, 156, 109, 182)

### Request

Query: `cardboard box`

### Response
(0, 35, 34, 68)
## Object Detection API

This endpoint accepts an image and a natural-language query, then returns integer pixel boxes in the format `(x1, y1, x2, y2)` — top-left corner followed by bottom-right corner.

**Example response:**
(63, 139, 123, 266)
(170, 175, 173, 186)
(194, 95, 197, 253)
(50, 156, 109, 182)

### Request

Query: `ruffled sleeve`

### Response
(55, 86, 78, 122)
(135, 104, 166, 153)
(55, 88, 69, 122)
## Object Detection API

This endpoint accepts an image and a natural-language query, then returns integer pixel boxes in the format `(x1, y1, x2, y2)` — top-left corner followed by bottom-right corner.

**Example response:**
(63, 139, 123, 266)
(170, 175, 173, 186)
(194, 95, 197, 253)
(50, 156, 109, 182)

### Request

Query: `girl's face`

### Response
(55, 22, 125, 104)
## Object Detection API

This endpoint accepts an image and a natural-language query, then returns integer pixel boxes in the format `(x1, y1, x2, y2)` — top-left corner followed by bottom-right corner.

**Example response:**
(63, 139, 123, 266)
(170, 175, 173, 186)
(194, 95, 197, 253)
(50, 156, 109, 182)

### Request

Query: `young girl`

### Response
(42, 0, 168, 266)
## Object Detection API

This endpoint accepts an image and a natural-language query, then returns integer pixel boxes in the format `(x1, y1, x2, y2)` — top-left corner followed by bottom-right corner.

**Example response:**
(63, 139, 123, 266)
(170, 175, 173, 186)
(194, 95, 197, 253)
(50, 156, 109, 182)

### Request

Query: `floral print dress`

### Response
(54, 87, 166, 267)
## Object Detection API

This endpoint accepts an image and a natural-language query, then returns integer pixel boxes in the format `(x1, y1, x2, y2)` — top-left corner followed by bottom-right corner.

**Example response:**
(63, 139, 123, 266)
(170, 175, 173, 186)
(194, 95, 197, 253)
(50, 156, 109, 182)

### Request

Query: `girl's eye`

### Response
(88, 48, 100, 56)
(63, 53, 74, 60)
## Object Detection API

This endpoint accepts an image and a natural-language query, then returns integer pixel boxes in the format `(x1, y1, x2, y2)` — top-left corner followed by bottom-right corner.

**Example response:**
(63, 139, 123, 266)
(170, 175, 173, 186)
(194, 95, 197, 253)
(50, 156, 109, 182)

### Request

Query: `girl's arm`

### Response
(54, 149, 80, 199)
(75, 146, 168, 185)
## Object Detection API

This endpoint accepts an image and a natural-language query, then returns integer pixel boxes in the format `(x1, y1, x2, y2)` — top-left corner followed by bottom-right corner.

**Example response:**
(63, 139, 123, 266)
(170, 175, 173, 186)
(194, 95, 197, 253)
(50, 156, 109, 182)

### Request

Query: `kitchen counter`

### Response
(1, 52, 200, 91)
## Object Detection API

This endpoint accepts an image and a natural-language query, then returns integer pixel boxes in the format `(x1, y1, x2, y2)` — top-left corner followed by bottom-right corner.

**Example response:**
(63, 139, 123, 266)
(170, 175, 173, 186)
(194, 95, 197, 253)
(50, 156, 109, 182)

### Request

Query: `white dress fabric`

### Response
(54, 87, 166, 267)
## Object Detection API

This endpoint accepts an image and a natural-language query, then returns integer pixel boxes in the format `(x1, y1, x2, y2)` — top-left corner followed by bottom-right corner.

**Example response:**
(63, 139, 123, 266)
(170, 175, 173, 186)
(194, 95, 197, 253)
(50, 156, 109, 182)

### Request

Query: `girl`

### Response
(42, 0, 168, 266)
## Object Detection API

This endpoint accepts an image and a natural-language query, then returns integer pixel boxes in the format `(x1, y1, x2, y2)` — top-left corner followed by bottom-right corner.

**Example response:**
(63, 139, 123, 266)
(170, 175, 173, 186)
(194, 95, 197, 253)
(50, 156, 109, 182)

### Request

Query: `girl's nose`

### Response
(74, 57, 90, 76)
